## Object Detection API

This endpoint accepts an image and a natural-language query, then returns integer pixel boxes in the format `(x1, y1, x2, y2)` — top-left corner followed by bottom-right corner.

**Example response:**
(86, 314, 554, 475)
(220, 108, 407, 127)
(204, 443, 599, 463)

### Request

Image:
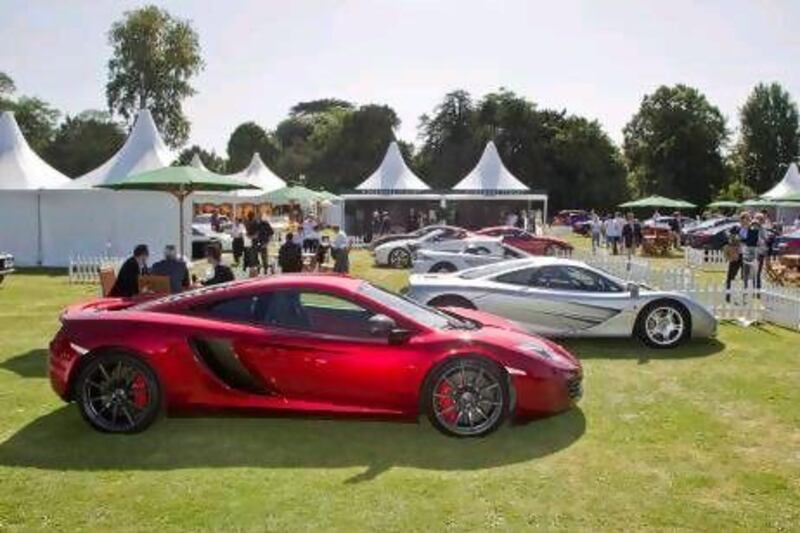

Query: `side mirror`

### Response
(368, 314, 397, 337)
(627, 282, 640, 299)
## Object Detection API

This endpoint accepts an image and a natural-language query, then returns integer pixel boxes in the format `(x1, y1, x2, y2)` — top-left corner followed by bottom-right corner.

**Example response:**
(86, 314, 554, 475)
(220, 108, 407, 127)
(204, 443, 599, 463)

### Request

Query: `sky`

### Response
(1, 0, 798, 154)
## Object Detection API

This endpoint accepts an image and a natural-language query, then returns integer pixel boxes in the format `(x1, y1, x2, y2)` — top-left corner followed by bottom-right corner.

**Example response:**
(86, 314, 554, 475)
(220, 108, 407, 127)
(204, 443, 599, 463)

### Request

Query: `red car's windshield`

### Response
(359, 283, 473, 330)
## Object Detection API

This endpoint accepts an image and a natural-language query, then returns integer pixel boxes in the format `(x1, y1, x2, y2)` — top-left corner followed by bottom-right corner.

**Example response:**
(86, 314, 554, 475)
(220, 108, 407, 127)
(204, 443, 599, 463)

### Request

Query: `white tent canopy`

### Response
(453, 141, 528, 191)
(66, 109, 174, 189)
(761, 162, 800, 200)
(232, 153, 286, 197)
(190, 153, 208, 171)
(356, 141, 430, 191)
(0, 111, 70, 189)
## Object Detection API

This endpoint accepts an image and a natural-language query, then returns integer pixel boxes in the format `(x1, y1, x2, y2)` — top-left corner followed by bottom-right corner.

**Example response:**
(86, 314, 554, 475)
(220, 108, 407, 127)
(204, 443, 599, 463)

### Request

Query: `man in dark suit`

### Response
(278, 232, 303, 273)
(200, 245, 235, 286)
(109, 244, 149, 298)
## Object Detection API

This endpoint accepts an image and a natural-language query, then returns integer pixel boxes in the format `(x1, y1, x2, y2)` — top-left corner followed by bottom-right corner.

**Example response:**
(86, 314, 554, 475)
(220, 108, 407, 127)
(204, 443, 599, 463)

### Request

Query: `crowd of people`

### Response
(108, 209, 352, 298)
(723, 210, 776, 299)
(587, 211, 646, 257)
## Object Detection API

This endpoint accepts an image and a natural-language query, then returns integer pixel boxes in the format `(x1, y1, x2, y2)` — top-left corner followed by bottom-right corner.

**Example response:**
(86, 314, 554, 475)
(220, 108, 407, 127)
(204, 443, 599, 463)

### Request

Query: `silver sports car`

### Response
(406, 257, 717, 349)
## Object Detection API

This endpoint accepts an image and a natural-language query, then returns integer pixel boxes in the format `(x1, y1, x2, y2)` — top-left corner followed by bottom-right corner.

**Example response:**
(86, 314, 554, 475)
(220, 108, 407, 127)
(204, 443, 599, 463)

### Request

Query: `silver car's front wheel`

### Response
(637, 302, 689, 349)
(388, 248, 411, 268)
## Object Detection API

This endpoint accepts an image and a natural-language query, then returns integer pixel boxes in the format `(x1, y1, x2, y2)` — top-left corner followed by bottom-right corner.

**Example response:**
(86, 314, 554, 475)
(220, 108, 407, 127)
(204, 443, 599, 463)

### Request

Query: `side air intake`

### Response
(190, 339, 269, 395)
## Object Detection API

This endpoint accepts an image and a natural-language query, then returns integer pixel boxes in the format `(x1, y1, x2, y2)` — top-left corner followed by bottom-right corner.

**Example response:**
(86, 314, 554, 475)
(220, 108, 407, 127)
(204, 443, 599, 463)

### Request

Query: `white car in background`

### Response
(191, 223, 233, 252)
(412, 241, 528, 273)
(374, 228, 499, 268)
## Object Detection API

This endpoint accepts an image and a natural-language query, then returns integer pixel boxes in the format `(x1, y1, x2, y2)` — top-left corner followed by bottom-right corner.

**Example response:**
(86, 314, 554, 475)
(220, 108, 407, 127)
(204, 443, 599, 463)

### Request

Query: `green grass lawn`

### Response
(1, 254, 799, 530)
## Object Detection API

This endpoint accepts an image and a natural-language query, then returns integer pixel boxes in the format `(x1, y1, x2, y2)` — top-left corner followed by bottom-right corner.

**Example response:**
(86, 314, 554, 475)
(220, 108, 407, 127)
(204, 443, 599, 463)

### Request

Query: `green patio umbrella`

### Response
(619, 195, 696, 209)
(264, 185, 323, 205)
(707, 200, 740, 208)
(741, 197, 778, 207)
(96, 165, 258, 257)
(316, 189, 341, 201)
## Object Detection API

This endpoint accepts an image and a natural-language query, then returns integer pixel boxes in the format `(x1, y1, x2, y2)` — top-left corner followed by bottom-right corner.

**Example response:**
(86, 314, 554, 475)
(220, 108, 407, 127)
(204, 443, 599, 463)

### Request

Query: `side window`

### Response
(529, 266, 574, 290)
(205, 295, 258, 322)
(260, 290, 379, 339)
(529, 266, 622, 292)
(495, 267, 536, 286)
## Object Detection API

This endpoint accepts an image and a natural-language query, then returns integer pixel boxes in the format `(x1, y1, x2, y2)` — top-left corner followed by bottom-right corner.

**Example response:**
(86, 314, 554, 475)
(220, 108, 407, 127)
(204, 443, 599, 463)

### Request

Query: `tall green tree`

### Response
(175, 144, 226, 173)
(105, 5, 203, 148)
(415, 90, 481, 188)
(43, 110, 125, 177)
(734, 82, 799, 193)
(0, 71, 15, 96)
(623, 84, 728, 205)
(226, 122, 279, 173)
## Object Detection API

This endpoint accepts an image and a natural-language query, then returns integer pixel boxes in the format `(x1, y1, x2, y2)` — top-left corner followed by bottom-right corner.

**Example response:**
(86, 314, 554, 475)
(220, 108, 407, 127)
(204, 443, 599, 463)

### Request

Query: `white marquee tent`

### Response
(190, 153, 208, 171)
(453, 141, 528, 191)
(0, 109, 187, 266)
(0, 111, 71, 190)
(356, 141, 430, 191)
(762, 163, 800, 200)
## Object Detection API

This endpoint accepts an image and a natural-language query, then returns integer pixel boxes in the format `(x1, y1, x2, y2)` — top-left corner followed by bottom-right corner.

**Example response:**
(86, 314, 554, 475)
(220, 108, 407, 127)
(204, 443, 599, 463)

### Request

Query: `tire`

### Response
(428, 294, 476, 310)
(388, 248, 411, 268)
(424, 357, 509, 438)
(74, 352, 162, 433)
(429, 262, 457, 273)
(635, 300, 691, 349)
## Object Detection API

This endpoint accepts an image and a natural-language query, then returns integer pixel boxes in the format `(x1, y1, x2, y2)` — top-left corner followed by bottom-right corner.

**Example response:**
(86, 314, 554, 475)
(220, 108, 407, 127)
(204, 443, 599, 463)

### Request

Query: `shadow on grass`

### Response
(0, 406, 585, 482)
(0, 349, 48, 378)
(562, 338, 725, 364)
(9, 268, 68, 277)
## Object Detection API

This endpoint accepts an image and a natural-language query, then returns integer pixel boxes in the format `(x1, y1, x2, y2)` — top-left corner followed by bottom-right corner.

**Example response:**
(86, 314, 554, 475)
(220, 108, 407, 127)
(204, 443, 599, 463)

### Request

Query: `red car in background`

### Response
(49, 275, 582, 438)
(477, 226, 574, 256)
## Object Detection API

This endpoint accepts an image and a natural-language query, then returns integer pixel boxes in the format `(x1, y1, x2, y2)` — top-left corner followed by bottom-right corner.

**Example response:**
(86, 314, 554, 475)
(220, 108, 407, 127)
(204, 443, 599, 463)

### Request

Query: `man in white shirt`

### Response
(590, 211, 602, 254)
(331, 225, 350, 273)
(607, 212, 624, 255)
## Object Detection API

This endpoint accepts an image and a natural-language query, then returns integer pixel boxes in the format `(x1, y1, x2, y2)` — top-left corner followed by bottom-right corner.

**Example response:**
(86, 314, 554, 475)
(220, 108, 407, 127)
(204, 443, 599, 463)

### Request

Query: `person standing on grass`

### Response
(278, 232, 303, 273)
(590, 211, 602, 255)
(109, 244, 149, 298)
(230, 218, 246, 266)
(331, 225, 350, 273)
(723, 225, 742, 303)
(254, 214, 274, 274)
(607, 212, 623, 255)
(621, 212, 642, 258)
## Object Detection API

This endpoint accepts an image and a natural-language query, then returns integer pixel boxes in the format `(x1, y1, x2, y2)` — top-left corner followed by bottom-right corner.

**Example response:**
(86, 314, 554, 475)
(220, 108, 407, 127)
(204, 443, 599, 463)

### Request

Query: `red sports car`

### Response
(476, 226, 573, 256)
(49, 275, 582, 438)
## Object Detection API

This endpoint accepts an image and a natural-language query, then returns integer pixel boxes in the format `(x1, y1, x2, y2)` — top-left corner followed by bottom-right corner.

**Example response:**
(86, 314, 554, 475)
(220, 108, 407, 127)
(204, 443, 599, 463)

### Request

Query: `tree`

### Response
(714, 179, 756, 202)
(0, 96, 60, 155)
(0, 71, 14, 97)
(226, 122, 279, 173)
(415, 90, 481, 188)
(175, 145, 226, 173)
(623, 84, 728, 205)
(734, 82, 800, 193)
(106, 5, 203, 148)
(43, 111, 125, 177)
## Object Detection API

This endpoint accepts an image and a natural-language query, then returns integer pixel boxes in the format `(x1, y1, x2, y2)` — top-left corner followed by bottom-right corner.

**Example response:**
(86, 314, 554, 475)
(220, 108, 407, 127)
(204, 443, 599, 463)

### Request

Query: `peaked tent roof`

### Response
(356, 142, 430, 191)
(66, 109, 174, 189)
(231, 153, 286, 197)
(189, 153, 208, 171)
(761, 163, 800, 200)
(0, 111, 70, 189)
(453, 142, 528, 191)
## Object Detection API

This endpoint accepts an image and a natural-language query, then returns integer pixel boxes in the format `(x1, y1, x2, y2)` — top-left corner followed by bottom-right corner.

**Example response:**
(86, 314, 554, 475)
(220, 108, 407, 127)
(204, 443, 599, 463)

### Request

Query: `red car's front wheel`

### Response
(75, 352, 162, 433)
(425, 358, 509, 438)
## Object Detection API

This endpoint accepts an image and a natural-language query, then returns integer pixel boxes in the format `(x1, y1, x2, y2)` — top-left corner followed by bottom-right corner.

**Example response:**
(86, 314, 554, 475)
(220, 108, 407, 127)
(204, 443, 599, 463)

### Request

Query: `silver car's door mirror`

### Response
(627, 282, 640, 299)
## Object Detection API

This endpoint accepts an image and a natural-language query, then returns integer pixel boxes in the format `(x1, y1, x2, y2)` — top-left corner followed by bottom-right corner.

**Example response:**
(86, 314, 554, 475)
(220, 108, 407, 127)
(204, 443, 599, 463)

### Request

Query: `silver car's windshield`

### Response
(359, 283, 473, 330)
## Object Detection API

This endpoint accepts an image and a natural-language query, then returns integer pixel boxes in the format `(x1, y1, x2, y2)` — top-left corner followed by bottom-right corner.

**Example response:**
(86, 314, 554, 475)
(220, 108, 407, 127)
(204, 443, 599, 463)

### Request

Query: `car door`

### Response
(237, 289, 423, 412)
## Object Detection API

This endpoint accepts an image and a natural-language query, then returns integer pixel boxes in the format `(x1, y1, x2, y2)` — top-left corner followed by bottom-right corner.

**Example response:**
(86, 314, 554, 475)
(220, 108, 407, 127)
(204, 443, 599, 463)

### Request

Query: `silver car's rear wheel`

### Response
(637, 302, 689, 349)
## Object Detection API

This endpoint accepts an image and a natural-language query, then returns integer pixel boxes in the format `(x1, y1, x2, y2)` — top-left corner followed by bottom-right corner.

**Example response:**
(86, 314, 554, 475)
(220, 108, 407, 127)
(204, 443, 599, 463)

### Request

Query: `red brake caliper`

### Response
(131, 373, 149, 409)
(436, 380, 458, 424)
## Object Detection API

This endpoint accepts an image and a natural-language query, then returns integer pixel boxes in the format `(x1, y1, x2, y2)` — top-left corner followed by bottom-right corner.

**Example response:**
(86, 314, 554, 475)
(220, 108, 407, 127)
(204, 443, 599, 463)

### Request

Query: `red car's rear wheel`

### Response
(75, 352, 162, 433)
(425, 358, 508, 438)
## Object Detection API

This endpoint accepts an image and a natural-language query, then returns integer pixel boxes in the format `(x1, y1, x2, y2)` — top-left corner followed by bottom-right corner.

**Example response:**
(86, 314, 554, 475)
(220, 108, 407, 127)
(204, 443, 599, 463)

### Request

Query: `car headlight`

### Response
(516, 342, 554, 360)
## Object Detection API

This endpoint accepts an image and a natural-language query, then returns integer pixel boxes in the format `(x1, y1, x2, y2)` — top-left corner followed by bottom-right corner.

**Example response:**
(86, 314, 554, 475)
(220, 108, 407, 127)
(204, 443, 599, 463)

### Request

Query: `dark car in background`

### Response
(0, 253, 14, 285)
(688, 222, 739, 250)
(681, 217, 734, 245)
(774, 229, 800, 256)
(552, 210, 589, 227)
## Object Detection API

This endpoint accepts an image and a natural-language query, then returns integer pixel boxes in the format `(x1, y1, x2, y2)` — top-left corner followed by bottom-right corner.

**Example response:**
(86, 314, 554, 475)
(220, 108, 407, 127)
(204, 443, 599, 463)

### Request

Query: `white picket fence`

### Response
(68, 255, 125, 284)
(579, 252, 800, 329)
(684, 247, 728, 271)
